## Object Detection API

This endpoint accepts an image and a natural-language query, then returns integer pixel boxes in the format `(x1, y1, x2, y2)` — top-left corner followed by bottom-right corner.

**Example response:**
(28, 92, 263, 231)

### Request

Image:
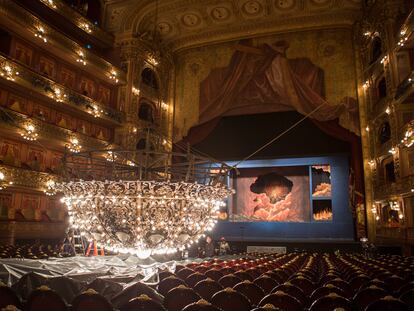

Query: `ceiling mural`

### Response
(105, 0, 362, 51)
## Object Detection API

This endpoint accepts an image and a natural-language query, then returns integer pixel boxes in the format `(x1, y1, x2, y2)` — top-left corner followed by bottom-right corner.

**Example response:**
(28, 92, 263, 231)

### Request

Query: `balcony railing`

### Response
(394, 71, 414, 101)
(0, 54, 124, 125)
(0, 1, 126, 84)
(0, 107, 111, 150)
(0, 164, 57, 192)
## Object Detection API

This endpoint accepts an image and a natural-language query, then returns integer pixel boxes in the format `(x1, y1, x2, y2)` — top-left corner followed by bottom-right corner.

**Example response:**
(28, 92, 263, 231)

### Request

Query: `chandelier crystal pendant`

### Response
(57, 148, 233, 258)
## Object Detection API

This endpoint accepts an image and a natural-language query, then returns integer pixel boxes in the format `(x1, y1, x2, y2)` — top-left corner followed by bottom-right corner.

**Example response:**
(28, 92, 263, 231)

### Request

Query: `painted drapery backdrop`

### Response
(175, 29, 359, 138)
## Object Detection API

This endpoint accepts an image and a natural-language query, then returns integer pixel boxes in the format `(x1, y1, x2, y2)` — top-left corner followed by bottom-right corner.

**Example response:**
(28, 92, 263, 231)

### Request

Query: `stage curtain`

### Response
(199, 40, 360, 134)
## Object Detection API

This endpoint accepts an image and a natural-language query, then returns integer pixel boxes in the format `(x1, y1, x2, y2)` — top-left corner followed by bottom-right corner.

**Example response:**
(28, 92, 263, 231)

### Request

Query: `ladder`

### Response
(69, 229, 86, 256)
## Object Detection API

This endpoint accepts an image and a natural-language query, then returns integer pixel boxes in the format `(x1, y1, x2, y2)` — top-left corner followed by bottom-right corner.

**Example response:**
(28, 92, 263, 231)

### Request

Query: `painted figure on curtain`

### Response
(233, 166, 310, 222)
(7, 95, 26, 113)
(27, 148, 44, 171)
(97, 86, 111, 106)
(14, 43, 33, 66)
(199, 39, 359, 134)
(60, 67, 76, 88)
(79, 77, 96, 98)
(0, 141, 20, 166)
(39, 56, 56, 78)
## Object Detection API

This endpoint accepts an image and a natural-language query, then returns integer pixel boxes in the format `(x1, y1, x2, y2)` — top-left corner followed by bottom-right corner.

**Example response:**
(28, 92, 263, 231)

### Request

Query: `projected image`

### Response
(313, 200, 333, 221)
(312, 165, 331, 197)
(233, 166, 310, 222)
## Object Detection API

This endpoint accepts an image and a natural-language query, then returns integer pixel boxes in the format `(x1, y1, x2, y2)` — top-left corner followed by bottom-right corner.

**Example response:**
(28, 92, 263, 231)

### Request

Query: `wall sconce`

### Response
(385, 106, 391, 114)
(105, 151, 117, 162)
(21, 124, 38, 141)
(389, 147, 396, 155)
(76, 50, 87, 65)
(132, 127, 137, 133)
(365, 126, 370, 132)
(34, 26, 47, 43)
(161, 101, 169, 110)
(126, 160, 136, 167)
(0, 62, 19, 81)
(79, 22, 92, 33)
(380, 55, 388, 64)
(90, 105, 103, 118)
(67, 137, 81, 153)
(40, 0, 56, 9)
(132, 87, 140, 96)
(52, 88, 66, 102)
(44, 179, 57, 196)
(109, 71, 118, 83)
(147, 54, 159, 66)
(375, 215, 380, 221)
(362, 81, 370, 89)
(368, 160, 375, 168)
(0, 171, 13, 190)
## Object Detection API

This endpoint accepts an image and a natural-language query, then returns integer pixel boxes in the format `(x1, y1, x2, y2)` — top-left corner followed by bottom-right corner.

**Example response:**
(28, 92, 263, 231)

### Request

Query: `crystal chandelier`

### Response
(57, 148, 233, 258)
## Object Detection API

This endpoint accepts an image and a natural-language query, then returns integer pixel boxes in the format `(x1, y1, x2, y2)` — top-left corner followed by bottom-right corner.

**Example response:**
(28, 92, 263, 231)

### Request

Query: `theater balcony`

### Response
(0, 108, 111, 151)
(0, 54, 124, 126)
(0, 1, 126, 84)
(14, 0, 114, 50)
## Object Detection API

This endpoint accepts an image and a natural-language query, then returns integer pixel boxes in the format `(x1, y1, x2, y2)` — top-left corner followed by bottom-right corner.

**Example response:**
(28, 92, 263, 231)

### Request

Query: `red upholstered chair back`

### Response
(182, 299, 223, 311)
(194, 279, 223, 302)
(258, 291, 302, 311)
(233, 280, 265, 306)
(365, 296, 412, 311)
(177, 268, 196, 280)
(163, 285, 201, 311)
(120, 294, 166, 311)
(205, 270, 224, 282)
(72, 289, 113, 311)
(272, 283, 308, 307)
(186, 273, 207, 288)
(310, 284, 346, 303)
(0, 284, 22, 310)
(352, 286, 388, 311)
(26, 286, 67, 311)
(218, 274, 242, 288)
(253, 276, 278, 294)
(158, 276, 187, 296)
(399, 289, 414, 309)
(211, 288, 251, 311)
(308, 293, 351, 311)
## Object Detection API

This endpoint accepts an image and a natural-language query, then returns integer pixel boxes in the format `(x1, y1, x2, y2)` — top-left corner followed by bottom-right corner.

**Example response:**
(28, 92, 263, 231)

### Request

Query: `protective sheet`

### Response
(0, 256, 178, 305)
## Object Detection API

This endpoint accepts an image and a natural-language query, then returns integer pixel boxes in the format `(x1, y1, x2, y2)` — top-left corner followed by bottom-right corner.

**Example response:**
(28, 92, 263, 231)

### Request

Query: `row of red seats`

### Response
(0, 244, 61, 259)
(0, 252, 413, 310)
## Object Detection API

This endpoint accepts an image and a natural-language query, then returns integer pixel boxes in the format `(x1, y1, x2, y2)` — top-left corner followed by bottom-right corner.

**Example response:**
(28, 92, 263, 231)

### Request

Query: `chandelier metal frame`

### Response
(56, 147, 234, 257)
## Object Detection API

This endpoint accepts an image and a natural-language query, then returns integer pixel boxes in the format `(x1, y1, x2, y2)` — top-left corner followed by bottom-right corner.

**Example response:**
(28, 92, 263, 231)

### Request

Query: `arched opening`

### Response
(138, 102, 155, 123)
(379, 121, 391, 144)
(371, 37, 382, 64)
(141, 68, 159, 90)
(136, 138, 147, 150)
(378, 77, 387, 99)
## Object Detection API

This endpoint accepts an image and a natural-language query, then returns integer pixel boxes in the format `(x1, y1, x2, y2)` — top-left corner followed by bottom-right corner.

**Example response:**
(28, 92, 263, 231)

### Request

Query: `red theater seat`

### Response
(158, 276, 187, 296)
(218, 274, 242, 288)
(72, 289, 113, 311)
(186, 272, 207, 288)
(182, 299, 223, 311)
(120, 294, 166, 311)
(163, 285, 201, 311)
(0, 283, 22, 310)
(272, 283, 308, 307)
(352, 286, 388, 311)
(365, 296, 411, 311)
(211, 288, 251, 311)
(205, 269, 224, 282)
(26, 285, 67, 311)
(233, 280, 265, 306)
(259, 291, 302, 311)
(194, 279, 223, 302)
(253, 276, 279, 294)
(308, 293, 351, 311)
